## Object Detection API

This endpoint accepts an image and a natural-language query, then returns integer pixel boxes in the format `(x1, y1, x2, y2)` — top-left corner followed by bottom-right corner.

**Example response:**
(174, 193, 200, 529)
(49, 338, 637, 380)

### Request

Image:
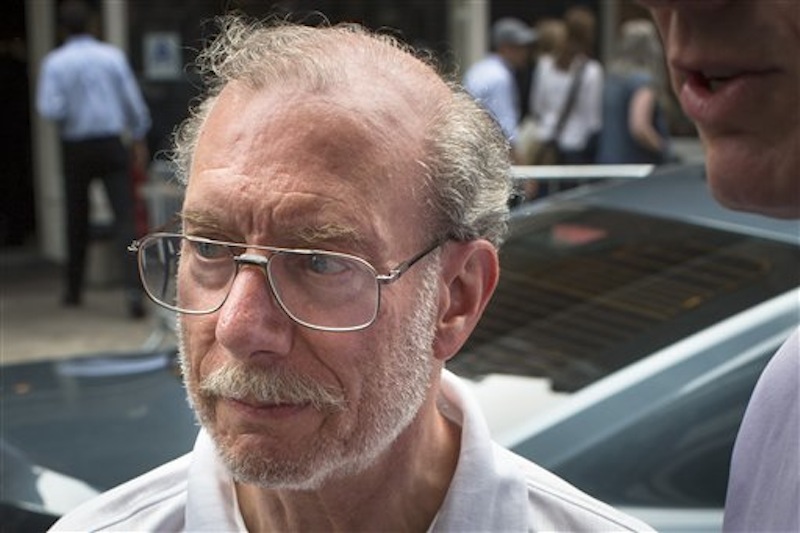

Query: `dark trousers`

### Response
(62, 137, 140, 302)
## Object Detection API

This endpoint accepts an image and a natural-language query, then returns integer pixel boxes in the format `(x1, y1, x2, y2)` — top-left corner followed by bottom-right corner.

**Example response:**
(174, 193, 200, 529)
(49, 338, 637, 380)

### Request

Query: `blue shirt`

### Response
(37, 35, 151, 141)
(463, 54, 520, 142)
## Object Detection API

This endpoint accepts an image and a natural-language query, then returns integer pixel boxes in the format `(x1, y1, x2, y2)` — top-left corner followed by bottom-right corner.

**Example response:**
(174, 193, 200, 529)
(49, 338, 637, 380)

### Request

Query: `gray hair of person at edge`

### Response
(609, 20, 666, 89)
(170, 15, 513, 248)
(609, 19, 669, 108)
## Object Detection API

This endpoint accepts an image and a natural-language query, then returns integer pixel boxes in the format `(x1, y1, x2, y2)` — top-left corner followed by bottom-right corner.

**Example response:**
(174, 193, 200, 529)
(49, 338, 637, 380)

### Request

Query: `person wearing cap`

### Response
(463, 17, 537, 151)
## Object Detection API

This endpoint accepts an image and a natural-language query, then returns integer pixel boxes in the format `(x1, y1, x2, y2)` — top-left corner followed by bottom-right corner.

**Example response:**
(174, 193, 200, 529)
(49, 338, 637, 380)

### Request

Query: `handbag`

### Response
(514, 116, 542, 165)
(533, 140, 561, 165)
(533, 58, 588, 165)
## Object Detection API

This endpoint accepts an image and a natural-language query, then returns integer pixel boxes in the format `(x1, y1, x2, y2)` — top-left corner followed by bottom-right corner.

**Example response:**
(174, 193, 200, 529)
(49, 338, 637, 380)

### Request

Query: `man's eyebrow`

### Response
(294, 223, 367, 250)
(180, 209, 369, 252)
(180, 209, 226, 232)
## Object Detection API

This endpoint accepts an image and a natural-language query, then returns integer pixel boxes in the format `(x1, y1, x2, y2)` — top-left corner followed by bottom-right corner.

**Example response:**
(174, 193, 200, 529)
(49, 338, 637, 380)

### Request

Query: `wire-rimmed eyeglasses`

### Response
(128, 233, 443, 332)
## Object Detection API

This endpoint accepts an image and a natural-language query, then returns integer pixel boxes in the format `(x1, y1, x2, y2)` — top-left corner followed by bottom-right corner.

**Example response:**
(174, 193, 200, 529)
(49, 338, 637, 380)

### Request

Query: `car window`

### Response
(449, 205, 800, 392)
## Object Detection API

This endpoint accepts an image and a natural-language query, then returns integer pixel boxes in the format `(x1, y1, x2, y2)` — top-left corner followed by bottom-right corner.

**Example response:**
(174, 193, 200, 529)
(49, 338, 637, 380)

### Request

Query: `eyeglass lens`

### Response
(137, 235, 381, 330)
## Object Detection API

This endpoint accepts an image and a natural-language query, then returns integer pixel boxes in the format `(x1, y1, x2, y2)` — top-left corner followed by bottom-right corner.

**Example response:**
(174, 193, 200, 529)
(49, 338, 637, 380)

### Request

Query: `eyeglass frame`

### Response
(128, 232, 446, 332)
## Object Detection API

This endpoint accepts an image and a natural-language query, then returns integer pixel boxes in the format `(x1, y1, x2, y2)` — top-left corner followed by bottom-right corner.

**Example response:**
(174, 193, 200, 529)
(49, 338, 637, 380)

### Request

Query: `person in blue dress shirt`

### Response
(37, 0, 151, 318)
(463, 18, 537, 153)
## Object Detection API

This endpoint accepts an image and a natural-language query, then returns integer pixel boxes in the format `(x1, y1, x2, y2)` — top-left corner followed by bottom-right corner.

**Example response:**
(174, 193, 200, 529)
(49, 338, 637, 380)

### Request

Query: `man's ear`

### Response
(433, 240, 500, 362)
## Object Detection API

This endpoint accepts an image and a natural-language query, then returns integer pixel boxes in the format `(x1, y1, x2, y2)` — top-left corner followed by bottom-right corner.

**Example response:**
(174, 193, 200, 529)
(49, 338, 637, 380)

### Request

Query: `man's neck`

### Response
(235, 397, 461, 532)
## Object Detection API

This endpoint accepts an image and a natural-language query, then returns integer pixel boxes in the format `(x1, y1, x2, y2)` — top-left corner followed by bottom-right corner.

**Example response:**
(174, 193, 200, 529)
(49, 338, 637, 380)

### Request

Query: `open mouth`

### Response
(689, 71, 738, 93)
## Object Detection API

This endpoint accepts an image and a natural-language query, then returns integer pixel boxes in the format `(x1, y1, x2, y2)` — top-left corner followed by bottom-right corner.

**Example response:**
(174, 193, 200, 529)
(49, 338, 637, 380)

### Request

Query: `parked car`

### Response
(2, 164, 798, 530)
(1, 352, 198, 529)
(449, 163, 800, 532)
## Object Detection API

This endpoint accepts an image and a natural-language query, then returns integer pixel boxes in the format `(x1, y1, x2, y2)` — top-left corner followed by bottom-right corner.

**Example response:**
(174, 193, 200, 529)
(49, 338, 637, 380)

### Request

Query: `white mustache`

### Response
(198, 363, 346, 412)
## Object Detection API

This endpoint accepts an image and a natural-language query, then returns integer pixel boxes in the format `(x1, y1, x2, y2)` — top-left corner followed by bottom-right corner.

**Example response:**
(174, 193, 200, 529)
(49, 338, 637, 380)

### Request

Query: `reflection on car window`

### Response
(449, 206, 800, 392)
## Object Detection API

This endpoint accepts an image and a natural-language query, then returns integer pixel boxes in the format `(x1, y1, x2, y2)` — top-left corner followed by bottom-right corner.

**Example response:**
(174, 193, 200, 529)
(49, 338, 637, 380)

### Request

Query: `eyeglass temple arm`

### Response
(377, 239, 446, 284)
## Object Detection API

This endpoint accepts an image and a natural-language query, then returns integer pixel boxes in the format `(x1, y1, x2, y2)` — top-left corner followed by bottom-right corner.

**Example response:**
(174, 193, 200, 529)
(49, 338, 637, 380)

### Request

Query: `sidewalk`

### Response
(1, 247, 174, 366)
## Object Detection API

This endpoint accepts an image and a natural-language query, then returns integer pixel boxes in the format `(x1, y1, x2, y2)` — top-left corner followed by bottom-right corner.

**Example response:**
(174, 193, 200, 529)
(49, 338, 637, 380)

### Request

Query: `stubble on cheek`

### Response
(176, 315, 213, 415)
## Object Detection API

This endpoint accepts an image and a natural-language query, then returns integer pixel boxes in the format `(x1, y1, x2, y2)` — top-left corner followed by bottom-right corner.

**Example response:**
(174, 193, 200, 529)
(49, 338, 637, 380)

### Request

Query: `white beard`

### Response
(178, 259, 441, 489)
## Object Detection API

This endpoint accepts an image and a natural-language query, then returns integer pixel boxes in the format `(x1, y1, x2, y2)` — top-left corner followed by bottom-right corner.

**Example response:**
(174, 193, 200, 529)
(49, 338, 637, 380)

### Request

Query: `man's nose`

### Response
(214, 265, 294, 361)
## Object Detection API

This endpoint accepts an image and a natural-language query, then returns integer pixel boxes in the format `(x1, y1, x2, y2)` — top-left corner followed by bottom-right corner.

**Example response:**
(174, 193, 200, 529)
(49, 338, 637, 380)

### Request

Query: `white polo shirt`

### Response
(50, 371, 653, 532)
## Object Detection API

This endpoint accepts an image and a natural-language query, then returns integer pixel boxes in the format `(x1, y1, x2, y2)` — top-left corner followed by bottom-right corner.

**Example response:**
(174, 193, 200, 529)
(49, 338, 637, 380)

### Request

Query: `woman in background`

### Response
(596, 19, 671, 164)
(530, 6, 603, 165)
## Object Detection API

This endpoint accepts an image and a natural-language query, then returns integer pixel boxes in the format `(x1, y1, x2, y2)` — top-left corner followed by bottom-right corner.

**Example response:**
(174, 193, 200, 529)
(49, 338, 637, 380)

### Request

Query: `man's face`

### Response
(177, 81, 441, 489)
(640, 0, 800, 218)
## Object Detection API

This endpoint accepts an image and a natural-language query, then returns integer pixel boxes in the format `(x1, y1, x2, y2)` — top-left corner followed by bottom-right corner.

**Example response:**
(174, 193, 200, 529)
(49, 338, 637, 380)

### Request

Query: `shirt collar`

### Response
(183, 370, 529, 531)
(185, 430, 247, 531)
(428, 370, 530, 531)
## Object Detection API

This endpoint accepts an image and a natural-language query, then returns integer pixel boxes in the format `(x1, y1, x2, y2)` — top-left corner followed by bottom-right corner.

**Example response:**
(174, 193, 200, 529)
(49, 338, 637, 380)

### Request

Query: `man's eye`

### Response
(192, 240, 229, 260)
(307, 254, 350, 275)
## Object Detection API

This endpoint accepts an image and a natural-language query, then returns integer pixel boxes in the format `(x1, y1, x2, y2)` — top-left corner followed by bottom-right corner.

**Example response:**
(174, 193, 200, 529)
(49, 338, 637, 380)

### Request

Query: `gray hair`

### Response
(171, 16, 511, 247)
(609, 19, 665, 87)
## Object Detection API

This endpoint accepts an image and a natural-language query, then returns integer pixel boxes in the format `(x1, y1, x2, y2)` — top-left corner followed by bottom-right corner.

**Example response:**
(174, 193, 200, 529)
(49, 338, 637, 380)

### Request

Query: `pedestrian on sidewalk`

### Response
(36, 0, 151, 318)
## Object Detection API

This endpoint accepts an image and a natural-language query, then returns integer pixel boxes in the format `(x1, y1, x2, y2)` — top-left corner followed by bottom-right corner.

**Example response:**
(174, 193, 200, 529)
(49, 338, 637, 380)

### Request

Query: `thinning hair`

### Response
(609, 19, 668, 109)
(171, 16, 511, 247)
(609, 19, 665, 83)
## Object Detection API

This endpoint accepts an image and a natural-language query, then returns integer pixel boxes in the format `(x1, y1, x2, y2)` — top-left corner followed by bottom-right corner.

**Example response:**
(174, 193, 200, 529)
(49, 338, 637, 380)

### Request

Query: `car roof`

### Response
(542, 164, 799, 244)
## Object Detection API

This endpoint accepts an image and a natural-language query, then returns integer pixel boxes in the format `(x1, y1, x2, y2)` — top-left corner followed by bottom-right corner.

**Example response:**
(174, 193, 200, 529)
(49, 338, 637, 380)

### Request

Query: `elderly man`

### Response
(638, 1, 800, 532)
(51, 17, 652, 532)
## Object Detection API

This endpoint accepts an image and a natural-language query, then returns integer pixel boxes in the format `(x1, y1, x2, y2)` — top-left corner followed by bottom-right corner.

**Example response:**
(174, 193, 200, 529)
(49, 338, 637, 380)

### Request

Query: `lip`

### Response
(676, 66, 779, 130)
(223, 397, 310, 421)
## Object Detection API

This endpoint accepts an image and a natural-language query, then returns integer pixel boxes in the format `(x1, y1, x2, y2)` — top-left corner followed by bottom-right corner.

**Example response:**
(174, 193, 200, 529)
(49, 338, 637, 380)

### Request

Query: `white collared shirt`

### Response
(50, 371, 653, 532)
(531, 54, 604, 151)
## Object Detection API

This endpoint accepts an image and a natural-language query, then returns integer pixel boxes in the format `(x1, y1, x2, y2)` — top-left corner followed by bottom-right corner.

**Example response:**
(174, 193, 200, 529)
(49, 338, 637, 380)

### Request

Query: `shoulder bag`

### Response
(533, 59, 588, 165)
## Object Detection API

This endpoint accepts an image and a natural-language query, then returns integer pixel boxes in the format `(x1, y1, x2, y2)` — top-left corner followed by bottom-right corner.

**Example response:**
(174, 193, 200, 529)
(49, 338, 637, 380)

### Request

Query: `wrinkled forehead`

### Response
(194, 30, 447, 163)
(194, 79, 426, 186)
(185, 80, 436, 251)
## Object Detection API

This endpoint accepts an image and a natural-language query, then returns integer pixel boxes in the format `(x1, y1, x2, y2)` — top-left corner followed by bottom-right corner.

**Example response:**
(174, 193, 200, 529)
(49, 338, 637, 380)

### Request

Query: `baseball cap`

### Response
(492, 18, 538, 47)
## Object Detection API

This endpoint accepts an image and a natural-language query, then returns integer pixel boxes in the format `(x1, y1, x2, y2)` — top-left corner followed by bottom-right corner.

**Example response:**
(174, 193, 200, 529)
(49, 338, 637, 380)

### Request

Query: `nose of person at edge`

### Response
(177, 68, 498, 529)
(638, 0, 800, 219)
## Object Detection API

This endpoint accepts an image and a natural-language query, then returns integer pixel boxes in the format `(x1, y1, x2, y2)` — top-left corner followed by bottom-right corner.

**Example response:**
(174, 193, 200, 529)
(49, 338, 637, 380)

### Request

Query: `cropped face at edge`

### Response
(176, 80, 443, 489)
(639, 0, 800, 218)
